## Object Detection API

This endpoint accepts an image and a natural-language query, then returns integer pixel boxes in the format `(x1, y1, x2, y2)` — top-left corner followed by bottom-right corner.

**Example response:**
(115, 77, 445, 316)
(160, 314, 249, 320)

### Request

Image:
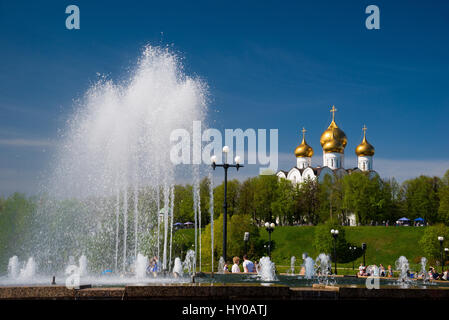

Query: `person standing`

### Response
(242, 255, 255, 273)
(231, 256, 241, 273)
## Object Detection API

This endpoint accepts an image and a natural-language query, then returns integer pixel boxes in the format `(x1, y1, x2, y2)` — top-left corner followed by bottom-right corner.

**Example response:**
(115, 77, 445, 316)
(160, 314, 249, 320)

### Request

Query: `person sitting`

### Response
(223, 262, 229, 273)
(387, 265, 393, 277)
(442, 269, 448, 281)
(358, 263, 365, 276)
(254, 260, 261, 273)
(379, 264, 386, 277)
(242, 255, 255, 273)
(231, 256, 241, 273)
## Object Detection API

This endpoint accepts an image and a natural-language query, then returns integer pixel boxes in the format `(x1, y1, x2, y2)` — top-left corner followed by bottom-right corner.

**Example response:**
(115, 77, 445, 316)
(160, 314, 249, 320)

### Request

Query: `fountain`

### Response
(315, 253, 334, 286)
(134, 253, 149, 279)
(395, 256, 411, 286)
(218, 257, 225, 273)
(257, 256, 277, 282)
(289, 256, 296, 275)
(183, 250, 196, 276)
(304, 257, 315, 280)
(420, 257, 429, 283)
(18, 257, 36, 280)
(79, 255, 88, 277)
(0, 45, 207, 284)
(173, 257, 183, 277)
(7, 256, 19, 279)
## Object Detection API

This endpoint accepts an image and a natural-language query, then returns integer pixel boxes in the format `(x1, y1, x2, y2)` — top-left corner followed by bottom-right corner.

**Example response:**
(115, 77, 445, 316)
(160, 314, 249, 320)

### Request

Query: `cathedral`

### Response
(276, 106, 378, 184)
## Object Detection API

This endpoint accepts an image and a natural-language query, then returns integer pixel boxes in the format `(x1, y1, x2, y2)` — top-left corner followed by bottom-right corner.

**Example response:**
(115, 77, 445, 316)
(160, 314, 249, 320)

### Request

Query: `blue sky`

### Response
(0, 0, 448, 195)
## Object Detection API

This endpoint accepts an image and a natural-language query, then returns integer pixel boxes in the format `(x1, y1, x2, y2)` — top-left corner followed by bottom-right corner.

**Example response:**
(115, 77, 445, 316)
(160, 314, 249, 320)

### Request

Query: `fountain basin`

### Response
(2, 283, 449, 300)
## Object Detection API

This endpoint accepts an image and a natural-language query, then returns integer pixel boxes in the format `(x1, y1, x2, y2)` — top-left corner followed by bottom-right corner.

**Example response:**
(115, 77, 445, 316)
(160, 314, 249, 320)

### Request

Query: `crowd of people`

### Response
(140, 254, 259, 276)
(358, 263, 392, 277)
(222, 255, 259, 273)
(357, 263, 449, 281)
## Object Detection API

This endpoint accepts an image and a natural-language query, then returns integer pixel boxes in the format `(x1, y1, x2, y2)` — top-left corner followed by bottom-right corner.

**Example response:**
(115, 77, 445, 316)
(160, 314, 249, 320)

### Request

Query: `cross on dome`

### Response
(330, 105, 337, 121)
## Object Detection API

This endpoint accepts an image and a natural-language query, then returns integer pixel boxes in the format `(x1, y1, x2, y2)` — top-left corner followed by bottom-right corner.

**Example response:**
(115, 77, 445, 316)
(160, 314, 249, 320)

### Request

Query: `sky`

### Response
(0, 0, 448, 195)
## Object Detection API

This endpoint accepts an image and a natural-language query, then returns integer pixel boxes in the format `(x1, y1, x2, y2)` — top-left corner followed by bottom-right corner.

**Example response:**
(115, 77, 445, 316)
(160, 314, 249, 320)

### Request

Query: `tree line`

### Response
(173, 169, 449, 226)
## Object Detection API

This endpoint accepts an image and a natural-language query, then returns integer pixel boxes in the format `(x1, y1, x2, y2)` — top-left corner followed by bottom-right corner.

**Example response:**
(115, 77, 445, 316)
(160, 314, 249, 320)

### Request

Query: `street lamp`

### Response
(330, 229, 339, 275)
(445, 248, 449, 269)
(349, 246, 357, 270)
(244, 232, 250, 255)
(211, 147, 243, 261)
(438, 236, 444, 273)
(362, 243, 367, 267)
(265, 222, 275, 257)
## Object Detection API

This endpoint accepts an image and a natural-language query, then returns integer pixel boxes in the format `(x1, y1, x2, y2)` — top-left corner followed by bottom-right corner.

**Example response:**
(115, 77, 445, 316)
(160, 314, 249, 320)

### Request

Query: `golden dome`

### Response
(320, 106, 347, 153)
(355, 125, 375, 156)
(295, 127, 314, 158)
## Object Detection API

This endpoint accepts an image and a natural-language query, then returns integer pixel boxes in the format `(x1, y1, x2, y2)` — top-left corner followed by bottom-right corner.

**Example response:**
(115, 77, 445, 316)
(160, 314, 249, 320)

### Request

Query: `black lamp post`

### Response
(438, 236, 444, 273)
(362, 242, 367, 266)
(331, 229, 339, 275)
(445, 248, 449, 268)
(244, 232, 250, 255)
(265, 222, 275, 257)
(211, 146, 243, 262)
(349, 246, 356, 270)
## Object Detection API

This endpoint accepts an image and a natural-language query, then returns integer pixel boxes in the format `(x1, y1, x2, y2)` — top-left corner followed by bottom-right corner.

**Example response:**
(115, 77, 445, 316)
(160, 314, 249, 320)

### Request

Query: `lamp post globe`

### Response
(330, 229, 339, 275)
(439, 236, 445, 272)
(265, 222, 275, 258)
(210, 148, 243, 262)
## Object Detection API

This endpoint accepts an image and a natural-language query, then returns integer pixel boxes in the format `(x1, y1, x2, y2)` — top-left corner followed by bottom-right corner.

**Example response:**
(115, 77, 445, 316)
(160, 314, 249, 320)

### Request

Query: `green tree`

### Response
(253, 174, 278, 223)
(296, 178, 320, 225)
(438, 170, 449, 224)
(237, 177, 257, 220)
(201, 214, 262, 265)
(173, 185, 194, 222)
(213, 179, 240, 219)
(419, 223, 449, 265)
(401, 175, 440, 223)
(313, 221, 361, 264)
(271, 178, 295, 225)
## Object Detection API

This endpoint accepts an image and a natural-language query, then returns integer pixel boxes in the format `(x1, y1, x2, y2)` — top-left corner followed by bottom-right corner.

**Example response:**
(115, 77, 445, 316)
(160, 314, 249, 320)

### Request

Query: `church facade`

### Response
(276, 106, 378, 225)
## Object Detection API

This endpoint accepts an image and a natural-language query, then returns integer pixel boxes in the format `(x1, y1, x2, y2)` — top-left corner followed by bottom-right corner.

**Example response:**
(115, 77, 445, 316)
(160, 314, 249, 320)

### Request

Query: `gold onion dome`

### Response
(355, 125, 375, 156)
(295, 127, 314, 157)
(320, 106, 347, 153)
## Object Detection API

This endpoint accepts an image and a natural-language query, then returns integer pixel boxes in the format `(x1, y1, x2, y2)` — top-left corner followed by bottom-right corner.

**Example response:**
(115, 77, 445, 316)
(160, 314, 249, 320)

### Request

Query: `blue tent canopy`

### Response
(398, 217, 410, 221)
(414, 217, 425, 222)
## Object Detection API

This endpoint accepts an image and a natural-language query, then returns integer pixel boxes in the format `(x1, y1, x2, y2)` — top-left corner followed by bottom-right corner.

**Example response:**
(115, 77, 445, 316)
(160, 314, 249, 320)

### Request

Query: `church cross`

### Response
(302, 127, 306, 140)
(362, 124, 367, 138)
(330, 105, 337, 121)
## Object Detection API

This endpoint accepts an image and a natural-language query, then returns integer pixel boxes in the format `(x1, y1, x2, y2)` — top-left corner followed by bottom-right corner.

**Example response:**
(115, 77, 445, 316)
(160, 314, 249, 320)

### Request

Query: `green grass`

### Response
(176, 226, 427, 275)
(260, 226, 426, 273)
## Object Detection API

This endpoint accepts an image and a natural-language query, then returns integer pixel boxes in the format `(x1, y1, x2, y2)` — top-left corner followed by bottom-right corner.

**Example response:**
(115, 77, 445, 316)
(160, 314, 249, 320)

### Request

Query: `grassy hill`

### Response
(260, 226, 426, 270)
(177, 226, 428, 274)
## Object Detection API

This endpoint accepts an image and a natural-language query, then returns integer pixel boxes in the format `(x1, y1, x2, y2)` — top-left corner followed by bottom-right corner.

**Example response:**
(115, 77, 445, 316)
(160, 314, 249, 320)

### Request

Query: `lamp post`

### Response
(331, 229, 339, 275)
(445, 248, 449, 269)
(362, 243, 367, 267)
(438, 236, 444, 273)
(349, 246, 356, 270)
(211, 147, 243, 262)
(265, 222, 275, 257)
(244, 232, 250, 255)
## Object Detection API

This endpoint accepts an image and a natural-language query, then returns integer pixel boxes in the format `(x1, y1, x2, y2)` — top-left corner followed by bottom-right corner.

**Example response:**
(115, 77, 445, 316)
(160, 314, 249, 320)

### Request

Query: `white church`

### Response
(276, 106, 378, 226)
